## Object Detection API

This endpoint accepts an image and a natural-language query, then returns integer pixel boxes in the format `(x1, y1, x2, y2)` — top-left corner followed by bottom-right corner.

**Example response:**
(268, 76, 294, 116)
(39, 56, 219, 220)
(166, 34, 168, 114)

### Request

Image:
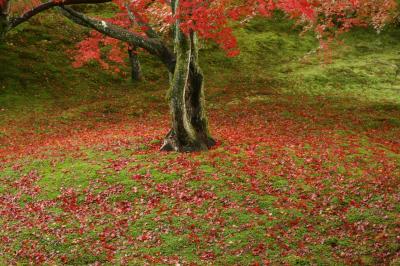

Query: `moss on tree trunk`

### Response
(160, 0, 215, 152)
(186, 31, 216, 148)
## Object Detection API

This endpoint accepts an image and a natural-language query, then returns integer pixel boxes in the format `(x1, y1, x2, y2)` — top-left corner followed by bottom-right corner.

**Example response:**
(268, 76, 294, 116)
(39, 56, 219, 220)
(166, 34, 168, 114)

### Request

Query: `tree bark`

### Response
(186, 31, 216, 148)
(128, 46, 142, 82)
(160, 0, 215, 152)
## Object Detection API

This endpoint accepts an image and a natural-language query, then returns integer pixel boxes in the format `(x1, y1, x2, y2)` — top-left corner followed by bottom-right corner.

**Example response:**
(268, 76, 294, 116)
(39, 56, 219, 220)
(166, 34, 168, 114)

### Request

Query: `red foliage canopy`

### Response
(2, 0, 397, 69)
(310, 0, 397, 47)
(70, 0, 317, 69)
(67, 0, 397, 70)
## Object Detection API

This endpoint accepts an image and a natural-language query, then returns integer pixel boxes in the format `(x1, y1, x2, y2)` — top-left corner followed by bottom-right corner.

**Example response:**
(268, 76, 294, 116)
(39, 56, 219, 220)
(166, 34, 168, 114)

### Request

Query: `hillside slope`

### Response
(0, 11, 399, 265)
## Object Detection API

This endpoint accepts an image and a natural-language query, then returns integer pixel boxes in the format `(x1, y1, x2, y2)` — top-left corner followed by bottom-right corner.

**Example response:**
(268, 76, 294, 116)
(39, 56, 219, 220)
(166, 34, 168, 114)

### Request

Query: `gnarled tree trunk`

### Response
(185, 31, 216, 149)
(160, 0, 215, 152)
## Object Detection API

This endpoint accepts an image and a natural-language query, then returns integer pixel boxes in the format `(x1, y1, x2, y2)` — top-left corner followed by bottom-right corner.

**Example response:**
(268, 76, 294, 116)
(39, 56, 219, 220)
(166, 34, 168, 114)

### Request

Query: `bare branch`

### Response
(125, 3, 159, 39)
(9, 0, 111, 29)
(125, 3, 136, 25)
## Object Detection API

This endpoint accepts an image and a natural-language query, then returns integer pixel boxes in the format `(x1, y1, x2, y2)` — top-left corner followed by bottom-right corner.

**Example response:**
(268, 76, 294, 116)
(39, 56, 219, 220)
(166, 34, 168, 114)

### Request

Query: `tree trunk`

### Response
(160, 0, 215, 152)
(0, 1, 10, 41)
(128, 45, 142, 82)
(186, 31, 216, 148)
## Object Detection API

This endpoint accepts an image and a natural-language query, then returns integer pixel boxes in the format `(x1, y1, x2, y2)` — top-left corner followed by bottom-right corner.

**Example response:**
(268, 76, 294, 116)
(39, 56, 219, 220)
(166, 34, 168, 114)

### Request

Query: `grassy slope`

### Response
(0, 11, 399, 265)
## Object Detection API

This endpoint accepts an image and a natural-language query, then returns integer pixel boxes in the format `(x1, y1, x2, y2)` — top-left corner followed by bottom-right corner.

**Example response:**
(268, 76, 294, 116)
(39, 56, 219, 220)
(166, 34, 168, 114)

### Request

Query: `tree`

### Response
(58, 0, 317, 152)
(1, 0, 397, 152)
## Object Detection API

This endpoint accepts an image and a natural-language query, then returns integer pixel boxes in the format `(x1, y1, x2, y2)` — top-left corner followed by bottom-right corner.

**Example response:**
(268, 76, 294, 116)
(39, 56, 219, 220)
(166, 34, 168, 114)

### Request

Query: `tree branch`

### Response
(59, 6, 176, 72)
(9, 0, 111, 29)
(125, 3, 159, 39)
(125, 3, 136, 25)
